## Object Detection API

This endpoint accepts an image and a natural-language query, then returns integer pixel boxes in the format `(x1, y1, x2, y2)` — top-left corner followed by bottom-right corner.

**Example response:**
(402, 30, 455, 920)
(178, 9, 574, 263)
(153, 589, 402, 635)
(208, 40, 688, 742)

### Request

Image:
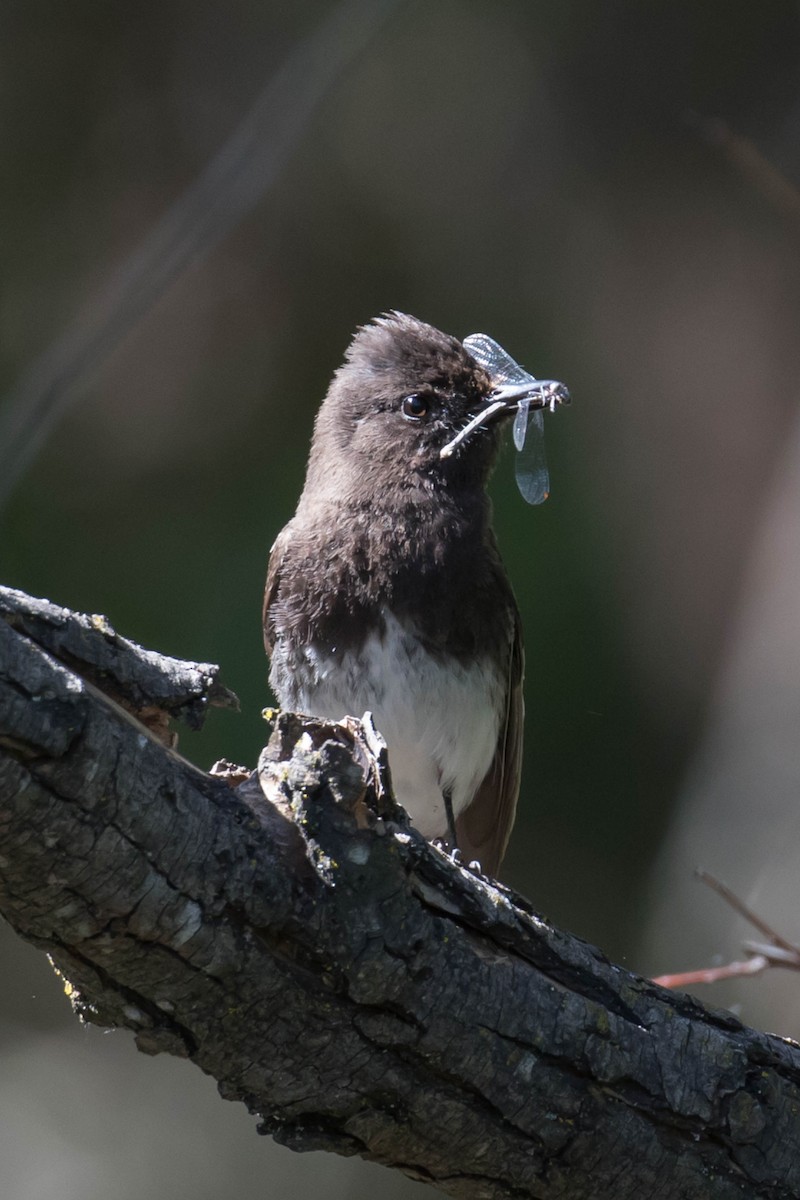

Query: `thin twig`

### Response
(654, 871, 800, 990)
(654, 955, 770, 990)
(695, 869, 800, 956)
(687, 112, 800, 227)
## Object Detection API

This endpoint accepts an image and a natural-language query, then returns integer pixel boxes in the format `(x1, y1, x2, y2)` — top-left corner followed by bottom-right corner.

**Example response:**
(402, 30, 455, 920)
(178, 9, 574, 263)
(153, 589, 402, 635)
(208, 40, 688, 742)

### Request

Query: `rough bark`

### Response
(1, 584, 799, 1200)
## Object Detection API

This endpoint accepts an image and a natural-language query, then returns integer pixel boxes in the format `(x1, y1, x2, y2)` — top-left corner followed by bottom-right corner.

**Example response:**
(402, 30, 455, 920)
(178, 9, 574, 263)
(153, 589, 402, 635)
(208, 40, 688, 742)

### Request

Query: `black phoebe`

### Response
(264, 313, 567, 876)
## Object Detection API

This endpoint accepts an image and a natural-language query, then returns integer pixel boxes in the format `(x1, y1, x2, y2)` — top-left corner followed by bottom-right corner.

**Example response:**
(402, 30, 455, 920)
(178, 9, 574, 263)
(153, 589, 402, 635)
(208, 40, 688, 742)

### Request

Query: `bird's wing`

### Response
(455, 609, 524, 879)
(262, 526, 290, 656)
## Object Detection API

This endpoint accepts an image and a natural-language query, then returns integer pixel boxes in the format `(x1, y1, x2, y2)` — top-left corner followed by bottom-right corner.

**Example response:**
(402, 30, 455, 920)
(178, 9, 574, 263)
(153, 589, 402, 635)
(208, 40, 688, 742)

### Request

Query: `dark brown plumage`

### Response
(264, 312, 524, 876)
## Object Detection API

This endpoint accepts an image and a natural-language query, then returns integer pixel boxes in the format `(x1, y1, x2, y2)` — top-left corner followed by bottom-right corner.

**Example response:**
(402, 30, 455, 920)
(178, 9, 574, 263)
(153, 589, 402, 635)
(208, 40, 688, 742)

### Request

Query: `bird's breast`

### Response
(269, 609, 505, 839)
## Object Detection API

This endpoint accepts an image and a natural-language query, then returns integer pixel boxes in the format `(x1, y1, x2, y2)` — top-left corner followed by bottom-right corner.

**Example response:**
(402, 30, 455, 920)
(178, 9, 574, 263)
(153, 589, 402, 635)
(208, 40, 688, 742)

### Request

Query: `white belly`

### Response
(273, 611, 504, 838)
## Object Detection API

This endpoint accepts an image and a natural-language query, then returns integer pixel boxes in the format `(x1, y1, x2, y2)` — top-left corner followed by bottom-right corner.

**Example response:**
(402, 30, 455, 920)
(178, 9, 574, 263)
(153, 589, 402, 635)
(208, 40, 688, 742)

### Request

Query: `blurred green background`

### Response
(3, 2, 800, 1197)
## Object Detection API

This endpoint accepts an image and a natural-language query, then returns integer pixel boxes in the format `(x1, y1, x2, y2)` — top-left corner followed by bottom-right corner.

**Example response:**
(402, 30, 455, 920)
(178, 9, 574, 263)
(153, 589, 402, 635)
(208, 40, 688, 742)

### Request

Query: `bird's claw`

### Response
(432, 838, 463, 865)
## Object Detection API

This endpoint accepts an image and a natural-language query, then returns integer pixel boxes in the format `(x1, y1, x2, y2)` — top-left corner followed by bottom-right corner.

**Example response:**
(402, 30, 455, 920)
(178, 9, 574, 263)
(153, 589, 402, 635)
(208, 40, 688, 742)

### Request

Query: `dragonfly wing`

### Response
(512, 397, 529, 452)
(463, 333, 536, 387)
(515, 410, 550, 505)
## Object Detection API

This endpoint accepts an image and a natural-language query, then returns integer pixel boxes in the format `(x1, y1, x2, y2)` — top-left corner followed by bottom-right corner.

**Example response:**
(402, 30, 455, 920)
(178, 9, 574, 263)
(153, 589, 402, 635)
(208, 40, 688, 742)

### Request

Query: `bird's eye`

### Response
(401, 393, 429, 421)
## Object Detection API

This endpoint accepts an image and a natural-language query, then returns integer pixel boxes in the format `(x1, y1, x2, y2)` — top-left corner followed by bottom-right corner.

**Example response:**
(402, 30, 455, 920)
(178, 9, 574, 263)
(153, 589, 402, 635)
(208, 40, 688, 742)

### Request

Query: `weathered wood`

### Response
(0, 585, 238, 735)
(1, 588, 799, 1199)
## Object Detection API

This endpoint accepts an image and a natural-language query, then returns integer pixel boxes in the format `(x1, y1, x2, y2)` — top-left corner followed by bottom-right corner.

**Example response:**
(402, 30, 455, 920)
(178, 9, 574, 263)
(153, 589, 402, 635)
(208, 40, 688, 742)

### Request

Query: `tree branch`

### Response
(1, 585, 800, 1199)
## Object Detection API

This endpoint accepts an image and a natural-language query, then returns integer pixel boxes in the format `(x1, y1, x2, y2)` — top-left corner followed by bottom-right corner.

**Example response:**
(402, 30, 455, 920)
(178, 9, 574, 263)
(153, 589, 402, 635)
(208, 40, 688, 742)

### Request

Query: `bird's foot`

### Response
(432, 837, 462, 865)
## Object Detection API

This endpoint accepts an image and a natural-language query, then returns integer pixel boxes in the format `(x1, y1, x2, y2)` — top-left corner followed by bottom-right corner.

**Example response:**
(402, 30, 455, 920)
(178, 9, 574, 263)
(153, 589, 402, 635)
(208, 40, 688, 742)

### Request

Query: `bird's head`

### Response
(302, 312, 530, 504)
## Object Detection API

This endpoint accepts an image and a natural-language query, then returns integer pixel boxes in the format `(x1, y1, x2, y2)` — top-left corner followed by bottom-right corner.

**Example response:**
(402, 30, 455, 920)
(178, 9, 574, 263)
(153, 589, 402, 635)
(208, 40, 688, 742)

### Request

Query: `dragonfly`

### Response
(462, 333, 570, 505)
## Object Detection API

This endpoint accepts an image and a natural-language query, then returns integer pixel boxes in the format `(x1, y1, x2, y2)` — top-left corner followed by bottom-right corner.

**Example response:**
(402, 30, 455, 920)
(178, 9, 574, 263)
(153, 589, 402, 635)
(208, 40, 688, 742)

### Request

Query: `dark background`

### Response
(3, 3, 800, 1196)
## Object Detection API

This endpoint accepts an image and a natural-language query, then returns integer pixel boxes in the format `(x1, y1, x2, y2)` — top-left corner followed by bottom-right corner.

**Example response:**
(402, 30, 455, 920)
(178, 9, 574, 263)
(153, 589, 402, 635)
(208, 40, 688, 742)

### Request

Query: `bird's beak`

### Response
(440, 379, 570, 459)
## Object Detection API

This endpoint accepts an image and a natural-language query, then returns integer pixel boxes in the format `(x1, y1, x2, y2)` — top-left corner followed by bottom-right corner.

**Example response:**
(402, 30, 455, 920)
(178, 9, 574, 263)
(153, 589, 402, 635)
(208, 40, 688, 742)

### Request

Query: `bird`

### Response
(263, 312, 539, 877)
